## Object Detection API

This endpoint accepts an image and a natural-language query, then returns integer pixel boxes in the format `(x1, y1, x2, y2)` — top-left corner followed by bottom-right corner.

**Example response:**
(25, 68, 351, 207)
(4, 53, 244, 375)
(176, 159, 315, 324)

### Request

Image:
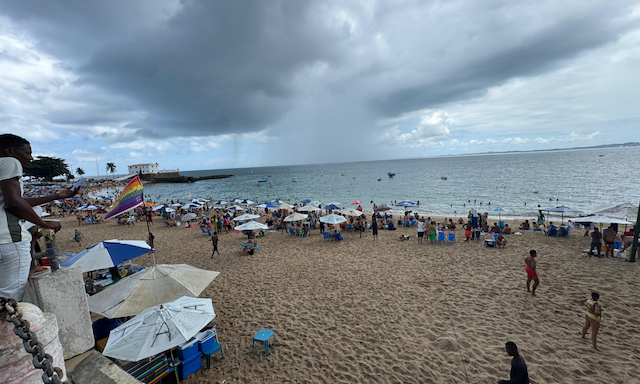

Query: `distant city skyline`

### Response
(1, 1, 639, 172)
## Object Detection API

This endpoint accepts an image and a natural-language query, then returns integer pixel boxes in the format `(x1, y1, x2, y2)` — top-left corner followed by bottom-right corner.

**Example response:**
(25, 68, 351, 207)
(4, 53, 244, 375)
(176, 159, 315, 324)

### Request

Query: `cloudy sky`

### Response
(1, 0, 639, 174)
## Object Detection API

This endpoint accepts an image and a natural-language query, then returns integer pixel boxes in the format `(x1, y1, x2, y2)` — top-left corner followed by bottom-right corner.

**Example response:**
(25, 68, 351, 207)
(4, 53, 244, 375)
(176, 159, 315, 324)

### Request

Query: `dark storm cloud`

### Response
(1, 0, 637, 145)
(371, 3, 636, 116)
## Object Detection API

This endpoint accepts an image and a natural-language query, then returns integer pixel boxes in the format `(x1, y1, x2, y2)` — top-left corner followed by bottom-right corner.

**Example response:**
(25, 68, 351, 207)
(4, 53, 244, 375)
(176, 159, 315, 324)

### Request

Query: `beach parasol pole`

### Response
(628, 199, 640, 263)
(141, 189, 156, 265)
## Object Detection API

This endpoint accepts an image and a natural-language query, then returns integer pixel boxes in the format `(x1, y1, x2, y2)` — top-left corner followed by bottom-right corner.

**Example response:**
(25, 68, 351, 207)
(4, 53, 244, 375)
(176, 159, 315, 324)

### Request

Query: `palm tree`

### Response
(76, 167, 85, 177)
(106, 163, 117, 179)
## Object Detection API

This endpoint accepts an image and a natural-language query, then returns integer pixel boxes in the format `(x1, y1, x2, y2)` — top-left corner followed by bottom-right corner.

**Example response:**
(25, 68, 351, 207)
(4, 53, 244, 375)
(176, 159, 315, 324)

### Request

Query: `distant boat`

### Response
(388, 172, 395, 178)
(258, 179, 267, 183)
(599, 155, 605, 157)
(378, 178, 381, 181)
(292, 176, 298, 182)
(441, 177, 447, 180)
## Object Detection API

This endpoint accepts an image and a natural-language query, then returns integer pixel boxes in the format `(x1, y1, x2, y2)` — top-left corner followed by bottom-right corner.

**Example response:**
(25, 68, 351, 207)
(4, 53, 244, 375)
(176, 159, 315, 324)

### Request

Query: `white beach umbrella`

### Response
(234, 221, 269, 231)
(320, 214, 347, 225)
(85, 205, 100, 210)
(284, 212, 308, 222)
(572, 215, 633, 225)
(171, 203, 183, 207)
(337, 208, 363, 217)
(277, 202, 294, 210)
(152, 205, 165, 211)
(181, 213, 197, 221)
(298, 205, 320, 212)
(165, 207, 175, 212)
(88, 264, 220, 319)
(227, 205, 247, 211)
(233, 213, 261, 221)
(102, 296, 215, 361)
(593, 203, 637, 221)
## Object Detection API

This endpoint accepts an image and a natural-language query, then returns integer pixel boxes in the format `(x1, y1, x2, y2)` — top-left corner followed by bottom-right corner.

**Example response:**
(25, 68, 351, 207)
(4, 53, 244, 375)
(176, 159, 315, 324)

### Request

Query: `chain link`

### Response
(1, 298, 69, 384)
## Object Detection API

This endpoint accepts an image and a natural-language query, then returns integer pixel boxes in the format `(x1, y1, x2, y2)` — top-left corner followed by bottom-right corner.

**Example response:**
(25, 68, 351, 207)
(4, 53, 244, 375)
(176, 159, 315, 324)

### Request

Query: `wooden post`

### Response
(629, 199, 640, 262)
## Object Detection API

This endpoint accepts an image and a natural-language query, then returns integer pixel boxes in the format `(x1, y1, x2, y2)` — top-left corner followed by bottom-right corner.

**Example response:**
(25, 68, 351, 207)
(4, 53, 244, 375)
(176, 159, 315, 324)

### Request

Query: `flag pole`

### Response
(140, 180, 156, 265)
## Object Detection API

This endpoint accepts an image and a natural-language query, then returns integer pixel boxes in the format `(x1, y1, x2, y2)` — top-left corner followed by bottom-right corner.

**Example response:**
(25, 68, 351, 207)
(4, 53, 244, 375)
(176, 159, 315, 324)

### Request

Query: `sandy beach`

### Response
(53, 215, 640, 384)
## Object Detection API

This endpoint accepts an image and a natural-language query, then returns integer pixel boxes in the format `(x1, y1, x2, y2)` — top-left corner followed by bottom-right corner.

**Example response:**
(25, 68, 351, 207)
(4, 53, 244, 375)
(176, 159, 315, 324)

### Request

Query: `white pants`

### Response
(0, 240, 32, 301)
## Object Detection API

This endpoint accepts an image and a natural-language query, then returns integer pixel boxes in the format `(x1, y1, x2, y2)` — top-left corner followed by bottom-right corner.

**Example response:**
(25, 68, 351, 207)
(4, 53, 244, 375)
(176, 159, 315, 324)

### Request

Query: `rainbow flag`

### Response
(104, 176, 144, 220)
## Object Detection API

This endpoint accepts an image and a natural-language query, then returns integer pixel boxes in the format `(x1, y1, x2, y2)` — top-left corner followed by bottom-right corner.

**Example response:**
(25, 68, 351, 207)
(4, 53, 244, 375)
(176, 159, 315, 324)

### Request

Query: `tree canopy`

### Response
(76, 167, 85, 176)
(24, 157, 70, 181)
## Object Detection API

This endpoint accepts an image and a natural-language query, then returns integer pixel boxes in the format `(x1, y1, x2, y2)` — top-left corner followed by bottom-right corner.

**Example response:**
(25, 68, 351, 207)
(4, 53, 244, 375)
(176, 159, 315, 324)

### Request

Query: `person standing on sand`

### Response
(209, 232, 219, 258)
(371, 216, 378, 241)
(463, 220, 472, 242)
(578, 292, 602, 351)
(602, 225, 616, 258)
(417, 219, 425, 244)
(497, 342, 530, 384)
(525, 250, 539, 296)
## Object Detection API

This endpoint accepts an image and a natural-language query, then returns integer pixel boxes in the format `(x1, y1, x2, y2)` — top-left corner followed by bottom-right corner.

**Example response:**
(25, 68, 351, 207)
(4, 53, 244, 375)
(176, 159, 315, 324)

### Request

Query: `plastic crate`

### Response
(196, 329, 217, 352)
(179, 351, 202, 380)
(177, 339, 199, 361)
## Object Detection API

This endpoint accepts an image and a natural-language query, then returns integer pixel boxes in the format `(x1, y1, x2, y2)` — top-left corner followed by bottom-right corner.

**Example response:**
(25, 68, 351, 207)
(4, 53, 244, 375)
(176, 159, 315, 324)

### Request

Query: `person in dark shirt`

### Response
(498, 341, 529, 384)
(209, 232, 219, 258)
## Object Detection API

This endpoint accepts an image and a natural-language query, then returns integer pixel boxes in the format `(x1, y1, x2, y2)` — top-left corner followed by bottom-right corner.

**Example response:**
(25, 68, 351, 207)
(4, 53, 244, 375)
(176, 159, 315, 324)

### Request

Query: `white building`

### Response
(128, 163, 159, 174)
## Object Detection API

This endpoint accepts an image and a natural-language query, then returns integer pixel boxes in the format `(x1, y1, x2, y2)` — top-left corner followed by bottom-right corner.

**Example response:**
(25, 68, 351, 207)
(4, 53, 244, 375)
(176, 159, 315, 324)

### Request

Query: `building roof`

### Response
(128, 163, 158, 167)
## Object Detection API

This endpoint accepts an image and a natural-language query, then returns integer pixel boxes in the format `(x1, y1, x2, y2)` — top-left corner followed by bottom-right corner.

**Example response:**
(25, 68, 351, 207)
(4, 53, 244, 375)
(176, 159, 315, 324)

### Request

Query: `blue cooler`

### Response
(196, 329, 217, 352)
(177, 339, 199, 361)
(179, 352, 202, 380)
(614, 242, 622, 249)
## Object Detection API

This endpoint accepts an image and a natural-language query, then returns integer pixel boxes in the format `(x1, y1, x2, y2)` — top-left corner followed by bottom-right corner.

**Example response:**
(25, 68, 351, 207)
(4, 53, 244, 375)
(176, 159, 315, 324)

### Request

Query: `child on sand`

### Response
(73, 228, 83, 247)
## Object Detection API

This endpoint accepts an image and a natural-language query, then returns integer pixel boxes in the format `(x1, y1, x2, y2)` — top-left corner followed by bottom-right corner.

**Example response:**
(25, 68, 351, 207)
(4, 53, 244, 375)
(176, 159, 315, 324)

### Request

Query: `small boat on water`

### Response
(441, 176, 447, 180)
(292, 176, 298, 182)
(258, 179, 267, 183)
(599, 155, 605, 157)
(388, 172, 395, 178)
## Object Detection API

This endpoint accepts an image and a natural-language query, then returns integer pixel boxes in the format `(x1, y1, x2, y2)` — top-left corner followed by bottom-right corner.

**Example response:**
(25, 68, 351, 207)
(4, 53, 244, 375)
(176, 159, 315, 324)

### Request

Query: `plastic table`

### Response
(252, 329, 276, 356)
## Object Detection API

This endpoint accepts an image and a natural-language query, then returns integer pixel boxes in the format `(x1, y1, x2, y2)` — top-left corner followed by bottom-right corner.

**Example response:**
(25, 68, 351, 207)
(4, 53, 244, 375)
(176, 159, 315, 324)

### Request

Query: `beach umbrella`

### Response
(102, 296, 215, 362)
(395, 201, 417, 207)
(338, 208, 364, 217)
(171, 203, 182, 207)
(323, 204, 341, 211)
(593, 203, 637, 221)
(181, 213, 197, 221)
(542, 206, 584, 225)
(214, 200, 229, 205)
(227, 205, 247, 211)
(241, 199, 254, 205)
(320, 214, 348, 225)
(165, 207, 175, 213)
(298, 205, 320, 212)
(277, 202, 294, 210)
(152, 205, 166, 211)
(284, 212, 308, 222)
(272, 199, 284, 203)
(88, 264, 220, 318)
(573, 215, 633, 225)
(375, 205, 393, 211)
(143, 202, 156, 207)
(234, 221, 268, 231)
(60, 240, 151, 273)
(233, 213, 261, 221)
(85, 204, 100, 210)
(489, 207, 508, 221)
(300, 199, 312, 204)
(232, 198, 244, 204)
(254, 203, 277, 209)
(350, 200, 361, 205)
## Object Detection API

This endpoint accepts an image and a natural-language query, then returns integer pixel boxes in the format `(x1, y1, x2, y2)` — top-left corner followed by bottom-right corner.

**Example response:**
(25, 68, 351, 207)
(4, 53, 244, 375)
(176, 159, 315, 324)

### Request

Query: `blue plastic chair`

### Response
(448, 233, 455, 242)
(312, 222, 316, 229)
(347, 224, 353, 231)
(405, 221, 410, 227)
(336, 233, 344, 241)
(323, 232, 331, 240)
(494, 234, 499, 241)
(202, 342, 224, 369)
(252, 329, 276, 356)
(548, 227, 558, 237)
(499, 221, 505, 229)
(289, 228, 295, 235)
(438, 232, 445, 242)
(411, 220, 417, 227)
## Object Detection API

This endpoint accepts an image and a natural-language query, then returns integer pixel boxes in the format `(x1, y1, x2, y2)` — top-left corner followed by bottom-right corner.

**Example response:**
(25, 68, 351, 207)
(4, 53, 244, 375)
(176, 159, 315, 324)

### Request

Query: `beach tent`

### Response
(319, 214, 347, 225)
(234, 221, 268, 231)
(88, 264, 220, 318)
(572, 215, 633, 225)
(542, 206, 584, 225)
(233, 213, 260, 221)
(102, 296, 215, 362)
(60, 240, 151, 273)
(284, 212, 308, 222)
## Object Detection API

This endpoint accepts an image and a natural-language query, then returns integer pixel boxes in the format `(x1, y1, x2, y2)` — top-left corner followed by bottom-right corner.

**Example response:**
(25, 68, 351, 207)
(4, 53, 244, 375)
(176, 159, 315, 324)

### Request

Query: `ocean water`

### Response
(137, 146, 640, 218)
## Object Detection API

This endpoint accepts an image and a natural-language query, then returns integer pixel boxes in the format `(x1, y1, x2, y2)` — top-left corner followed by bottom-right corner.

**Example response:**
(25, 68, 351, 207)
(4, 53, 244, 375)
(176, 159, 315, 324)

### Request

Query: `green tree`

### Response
(24, 157, 70, 181)
(106, 162, 117, 179)
(76, 167, 85, 177)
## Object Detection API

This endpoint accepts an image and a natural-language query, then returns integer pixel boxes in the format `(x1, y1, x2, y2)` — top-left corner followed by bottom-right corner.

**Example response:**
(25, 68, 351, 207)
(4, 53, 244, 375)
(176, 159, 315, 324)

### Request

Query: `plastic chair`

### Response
(548, 227, 558, 237)
(438, 232, 445, 242)
(336, 233, 344, 241)
(448, 233, 455, 242)
(289, 228, 295, 235)
(499, 221, 505, 229)
(323, 232, 331, 240)
(347, 224, 353, 231)
(252, 329, 276, 356)
(405, 221, 410, 227)
(312, 222, 316, 229)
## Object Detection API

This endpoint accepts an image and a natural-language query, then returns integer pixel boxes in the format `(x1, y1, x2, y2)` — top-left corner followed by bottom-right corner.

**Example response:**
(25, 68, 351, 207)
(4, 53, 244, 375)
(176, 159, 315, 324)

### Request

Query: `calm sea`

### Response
(132, 146, 640, 218)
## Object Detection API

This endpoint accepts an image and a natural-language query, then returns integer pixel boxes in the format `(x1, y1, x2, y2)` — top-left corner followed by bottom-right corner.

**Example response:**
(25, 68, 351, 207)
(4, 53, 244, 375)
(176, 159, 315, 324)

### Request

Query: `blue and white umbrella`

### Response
(254, 203, 277, 209)
(396, 201, 417, 207)
(324, 204, 341, 211)
(489, 207, 508, 220)
(542, 206, 584, 225)
(300, 199, 312, 204)
(214, 200, 229, 205)
(61, 240, 152, 273)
